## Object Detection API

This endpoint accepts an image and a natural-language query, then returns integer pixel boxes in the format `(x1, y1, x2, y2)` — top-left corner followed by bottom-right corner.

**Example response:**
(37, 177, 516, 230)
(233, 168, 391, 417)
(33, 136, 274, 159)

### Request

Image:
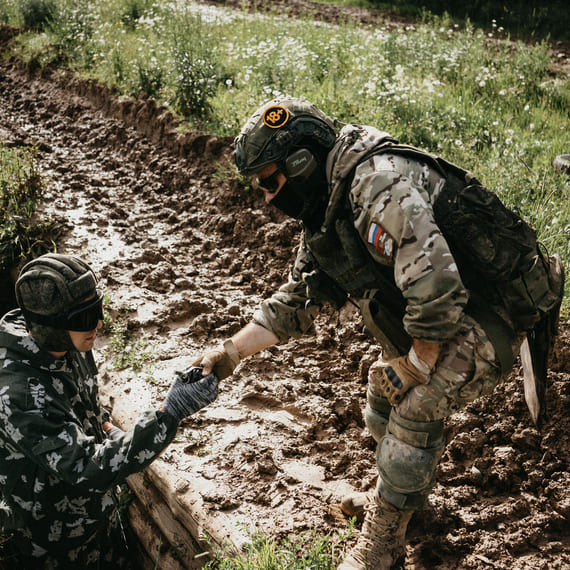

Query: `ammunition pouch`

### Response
(360, 289, 411, 359)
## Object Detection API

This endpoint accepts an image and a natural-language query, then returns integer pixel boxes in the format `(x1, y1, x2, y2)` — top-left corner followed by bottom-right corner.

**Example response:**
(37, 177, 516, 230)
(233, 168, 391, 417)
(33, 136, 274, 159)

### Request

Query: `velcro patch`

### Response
(367, 222, 394, 261)
(263, 106, 290, 128)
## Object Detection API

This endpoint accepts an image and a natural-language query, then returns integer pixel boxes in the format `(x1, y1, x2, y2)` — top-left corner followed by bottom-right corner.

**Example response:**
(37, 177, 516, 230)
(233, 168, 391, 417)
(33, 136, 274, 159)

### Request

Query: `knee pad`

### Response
(365, 388, 391, 443)
(377, 411, 444, 510)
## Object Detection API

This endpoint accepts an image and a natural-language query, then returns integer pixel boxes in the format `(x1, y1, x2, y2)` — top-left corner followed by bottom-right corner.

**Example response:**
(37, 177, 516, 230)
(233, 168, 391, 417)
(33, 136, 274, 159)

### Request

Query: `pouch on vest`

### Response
(433, 183, 561, 333)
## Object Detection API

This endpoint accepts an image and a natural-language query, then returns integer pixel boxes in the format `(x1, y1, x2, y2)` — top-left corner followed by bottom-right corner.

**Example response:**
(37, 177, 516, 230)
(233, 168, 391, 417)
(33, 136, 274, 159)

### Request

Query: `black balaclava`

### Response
(269, 145, 330, 229)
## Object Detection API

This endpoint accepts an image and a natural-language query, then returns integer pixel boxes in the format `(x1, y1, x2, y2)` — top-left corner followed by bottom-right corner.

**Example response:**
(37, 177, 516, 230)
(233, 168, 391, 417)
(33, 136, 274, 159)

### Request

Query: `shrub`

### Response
(167, 8, 225, 119)
(15, 0, 56, 30)
(0, 146, 62, 273)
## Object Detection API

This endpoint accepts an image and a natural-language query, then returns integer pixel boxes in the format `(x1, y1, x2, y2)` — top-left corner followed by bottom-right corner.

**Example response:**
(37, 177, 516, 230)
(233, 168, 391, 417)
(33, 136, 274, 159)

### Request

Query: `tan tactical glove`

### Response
(369, 346, 432, 407)
(192, 339, 241, 380)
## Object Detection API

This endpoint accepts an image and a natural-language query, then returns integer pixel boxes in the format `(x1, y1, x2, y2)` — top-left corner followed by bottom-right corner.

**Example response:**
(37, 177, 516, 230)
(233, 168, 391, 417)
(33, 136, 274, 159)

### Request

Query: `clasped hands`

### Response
(161, 339, 242, 423)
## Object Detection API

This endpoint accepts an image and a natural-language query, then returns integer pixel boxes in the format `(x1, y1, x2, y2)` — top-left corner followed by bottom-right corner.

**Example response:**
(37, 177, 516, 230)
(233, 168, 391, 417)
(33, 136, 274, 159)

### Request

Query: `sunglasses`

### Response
(23, 290, 104, 332)
(251, 169, 282, 193)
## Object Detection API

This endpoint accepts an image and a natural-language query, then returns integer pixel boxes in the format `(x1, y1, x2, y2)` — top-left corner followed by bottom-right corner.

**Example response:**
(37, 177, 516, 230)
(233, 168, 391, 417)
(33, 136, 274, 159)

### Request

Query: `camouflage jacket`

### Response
(0, 310, 178, 552)
(253, 125, 469, 346)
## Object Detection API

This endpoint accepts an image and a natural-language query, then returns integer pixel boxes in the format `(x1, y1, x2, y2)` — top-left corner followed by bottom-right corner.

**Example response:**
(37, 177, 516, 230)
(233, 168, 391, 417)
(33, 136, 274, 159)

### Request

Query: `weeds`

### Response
(0, 145, 61, 273)
(105, 316, 153, 372)
(203, 519, 358, 569)
(165, 7, 227, 119)
(175, 426, 217, 456)
(14, 0, 56, 30)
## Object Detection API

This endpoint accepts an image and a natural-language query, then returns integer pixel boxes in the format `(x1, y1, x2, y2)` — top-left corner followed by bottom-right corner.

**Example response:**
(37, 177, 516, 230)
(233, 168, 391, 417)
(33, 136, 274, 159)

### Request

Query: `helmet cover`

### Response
(15, 253, 98, 352)
(234, 97, 338, 176)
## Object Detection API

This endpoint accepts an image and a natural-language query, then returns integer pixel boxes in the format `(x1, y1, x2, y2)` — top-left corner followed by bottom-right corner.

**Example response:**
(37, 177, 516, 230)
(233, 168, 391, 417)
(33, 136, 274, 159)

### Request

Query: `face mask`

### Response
(269, 180, 306, 219)
(269, 149, 328, 224)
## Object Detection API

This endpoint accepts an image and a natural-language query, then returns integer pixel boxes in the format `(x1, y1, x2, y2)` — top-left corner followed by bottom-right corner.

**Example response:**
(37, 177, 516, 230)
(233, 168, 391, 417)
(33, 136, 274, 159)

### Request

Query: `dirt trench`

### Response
(1, 23, 569, 570)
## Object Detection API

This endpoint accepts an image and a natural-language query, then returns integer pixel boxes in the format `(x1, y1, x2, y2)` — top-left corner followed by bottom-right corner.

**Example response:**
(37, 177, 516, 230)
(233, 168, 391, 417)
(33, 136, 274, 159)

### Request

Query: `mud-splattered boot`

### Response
(338, 492, 412, 570)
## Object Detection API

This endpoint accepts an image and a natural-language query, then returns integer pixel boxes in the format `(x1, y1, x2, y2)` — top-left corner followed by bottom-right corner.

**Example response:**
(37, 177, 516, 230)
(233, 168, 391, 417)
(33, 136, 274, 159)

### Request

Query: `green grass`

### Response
(203, 521, 357, 569)
(0, 144, 61, 273)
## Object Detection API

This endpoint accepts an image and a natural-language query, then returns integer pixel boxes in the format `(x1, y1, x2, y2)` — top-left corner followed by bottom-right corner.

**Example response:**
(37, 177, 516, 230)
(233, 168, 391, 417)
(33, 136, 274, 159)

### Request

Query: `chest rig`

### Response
(303, 138, 490, 358)
(302, 138, 449, 357)
(304, 136, 559, 374)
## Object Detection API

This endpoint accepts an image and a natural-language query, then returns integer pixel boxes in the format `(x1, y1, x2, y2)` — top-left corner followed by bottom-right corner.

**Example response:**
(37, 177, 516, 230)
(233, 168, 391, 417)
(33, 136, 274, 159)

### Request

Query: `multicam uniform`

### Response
(0, 310, 179, 569)
(253, 124, 518, 509)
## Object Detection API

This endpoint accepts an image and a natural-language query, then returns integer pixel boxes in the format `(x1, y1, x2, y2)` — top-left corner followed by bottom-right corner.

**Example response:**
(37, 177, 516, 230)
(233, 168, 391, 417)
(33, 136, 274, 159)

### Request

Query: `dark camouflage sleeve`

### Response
(7, 400, 178, 492)
(350, 153, 469, 342)
(252, 245, 323, 343)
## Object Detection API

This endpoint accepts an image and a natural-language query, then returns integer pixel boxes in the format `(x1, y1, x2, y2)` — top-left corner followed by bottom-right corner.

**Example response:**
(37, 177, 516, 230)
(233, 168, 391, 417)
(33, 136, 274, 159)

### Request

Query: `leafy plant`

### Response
(118, 0, 153, 30)
(105, 316, 153, 372)
(166, 7, 226, 119)
(203, 520, 357, 569)
(175, 426, 217, 456)
(45, 0, 96, 68)
(0, 145, 62, 272)
(15, 0, 56, 30)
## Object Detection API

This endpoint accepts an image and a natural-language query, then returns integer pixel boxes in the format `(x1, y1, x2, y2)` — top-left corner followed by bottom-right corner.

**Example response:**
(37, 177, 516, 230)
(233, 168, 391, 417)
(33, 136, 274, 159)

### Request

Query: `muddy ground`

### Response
(1, 4, 569, 568)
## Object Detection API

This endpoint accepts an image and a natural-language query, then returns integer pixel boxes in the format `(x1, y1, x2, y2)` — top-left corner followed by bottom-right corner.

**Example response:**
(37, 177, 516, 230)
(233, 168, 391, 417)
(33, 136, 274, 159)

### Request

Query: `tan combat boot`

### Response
(338, 493, 412, 570)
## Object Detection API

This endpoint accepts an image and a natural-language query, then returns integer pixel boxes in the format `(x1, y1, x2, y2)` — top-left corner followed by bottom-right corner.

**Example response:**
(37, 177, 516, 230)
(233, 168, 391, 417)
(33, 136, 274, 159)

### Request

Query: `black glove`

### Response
(162, 367, 218, 423)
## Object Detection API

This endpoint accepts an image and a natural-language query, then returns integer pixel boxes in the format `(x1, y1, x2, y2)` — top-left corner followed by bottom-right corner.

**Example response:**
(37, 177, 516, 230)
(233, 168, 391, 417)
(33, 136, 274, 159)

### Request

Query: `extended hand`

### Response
(192, 339, 241, 380)
(162, 370, 218, 423)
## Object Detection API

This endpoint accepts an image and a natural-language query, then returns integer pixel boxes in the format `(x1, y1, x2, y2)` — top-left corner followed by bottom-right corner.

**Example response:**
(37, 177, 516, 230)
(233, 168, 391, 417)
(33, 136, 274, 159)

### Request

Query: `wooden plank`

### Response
(143, 460, 244, 556)
(127, 472, 211, 569)
(127, 497, 187, 570)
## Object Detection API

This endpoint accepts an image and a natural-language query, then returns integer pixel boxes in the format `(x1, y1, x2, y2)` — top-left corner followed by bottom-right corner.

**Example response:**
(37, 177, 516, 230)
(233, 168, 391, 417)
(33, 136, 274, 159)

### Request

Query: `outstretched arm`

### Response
(193, 322, 279, 379)
(231, 322, 279, 359)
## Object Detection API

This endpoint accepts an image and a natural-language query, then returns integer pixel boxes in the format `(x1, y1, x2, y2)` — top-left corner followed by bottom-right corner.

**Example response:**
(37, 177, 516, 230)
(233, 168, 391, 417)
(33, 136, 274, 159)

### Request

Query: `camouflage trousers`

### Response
(366, 314, 522, 510)
(0, 509, 135, 570)
(369, 314, 518, 423)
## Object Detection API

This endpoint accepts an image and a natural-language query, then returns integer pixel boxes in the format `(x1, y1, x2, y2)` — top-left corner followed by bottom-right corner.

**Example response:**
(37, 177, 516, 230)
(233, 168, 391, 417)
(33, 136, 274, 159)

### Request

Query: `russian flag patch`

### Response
(367, 222, 394, 261)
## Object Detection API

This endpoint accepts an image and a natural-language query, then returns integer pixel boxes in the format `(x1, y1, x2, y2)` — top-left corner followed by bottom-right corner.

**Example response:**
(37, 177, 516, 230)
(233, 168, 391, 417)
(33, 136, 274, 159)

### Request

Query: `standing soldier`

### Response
(0, 253, 218, 568)
(193, 98, 564, 569)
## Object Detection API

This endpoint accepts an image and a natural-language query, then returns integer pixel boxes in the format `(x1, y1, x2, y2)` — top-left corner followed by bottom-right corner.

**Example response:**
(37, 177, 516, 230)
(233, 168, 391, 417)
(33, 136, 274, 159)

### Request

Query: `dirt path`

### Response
(1, 19, 569, 570)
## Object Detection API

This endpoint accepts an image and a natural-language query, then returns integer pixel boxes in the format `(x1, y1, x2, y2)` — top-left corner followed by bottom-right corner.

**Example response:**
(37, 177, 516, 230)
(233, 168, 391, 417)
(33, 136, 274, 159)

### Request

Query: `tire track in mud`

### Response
(1, 39, 569, 569)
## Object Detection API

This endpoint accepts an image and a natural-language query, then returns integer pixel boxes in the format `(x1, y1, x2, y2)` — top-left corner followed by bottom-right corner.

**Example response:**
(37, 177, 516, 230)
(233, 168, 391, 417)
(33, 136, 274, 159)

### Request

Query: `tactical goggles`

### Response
(251, 169, 282, 193)
(23, 290, 104, 332)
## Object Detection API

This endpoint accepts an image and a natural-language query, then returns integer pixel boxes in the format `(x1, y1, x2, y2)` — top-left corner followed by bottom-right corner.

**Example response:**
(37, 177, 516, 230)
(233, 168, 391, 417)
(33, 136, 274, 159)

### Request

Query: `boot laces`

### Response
(344, 497, 410, 568)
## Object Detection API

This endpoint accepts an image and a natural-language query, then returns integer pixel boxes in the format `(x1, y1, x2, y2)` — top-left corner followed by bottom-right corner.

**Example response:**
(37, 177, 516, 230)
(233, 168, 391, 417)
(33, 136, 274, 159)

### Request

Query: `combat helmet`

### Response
(235, 97, 338, 176)
(235, 98, 338, 224)
(15, 253, 101, 352)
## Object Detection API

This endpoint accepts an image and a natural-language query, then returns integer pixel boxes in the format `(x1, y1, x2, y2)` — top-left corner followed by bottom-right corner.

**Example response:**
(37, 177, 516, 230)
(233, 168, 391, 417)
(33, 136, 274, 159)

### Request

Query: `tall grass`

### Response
(0, 0, 568, 292)
(0, 145, 59, 273)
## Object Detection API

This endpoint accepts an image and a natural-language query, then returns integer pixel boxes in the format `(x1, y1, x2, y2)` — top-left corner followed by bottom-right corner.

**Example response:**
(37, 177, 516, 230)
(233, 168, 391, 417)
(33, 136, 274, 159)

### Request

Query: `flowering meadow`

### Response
(1, 0, 569, 301)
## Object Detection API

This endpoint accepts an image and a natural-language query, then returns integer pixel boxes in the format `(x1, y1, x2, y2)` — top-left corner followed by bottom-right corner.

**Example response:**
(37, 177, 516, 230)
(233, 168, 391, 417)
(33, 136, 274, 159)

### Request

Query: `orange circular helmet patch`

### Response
(262, 106, 290, 128)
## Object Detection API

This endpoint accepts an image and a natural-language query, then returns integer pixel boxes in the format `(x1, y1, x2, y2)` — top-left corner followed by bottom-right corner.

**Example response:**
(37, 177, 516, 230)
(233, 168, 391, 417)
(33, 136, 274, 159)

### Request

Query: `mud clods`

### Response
(1, 29, 569, 569)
